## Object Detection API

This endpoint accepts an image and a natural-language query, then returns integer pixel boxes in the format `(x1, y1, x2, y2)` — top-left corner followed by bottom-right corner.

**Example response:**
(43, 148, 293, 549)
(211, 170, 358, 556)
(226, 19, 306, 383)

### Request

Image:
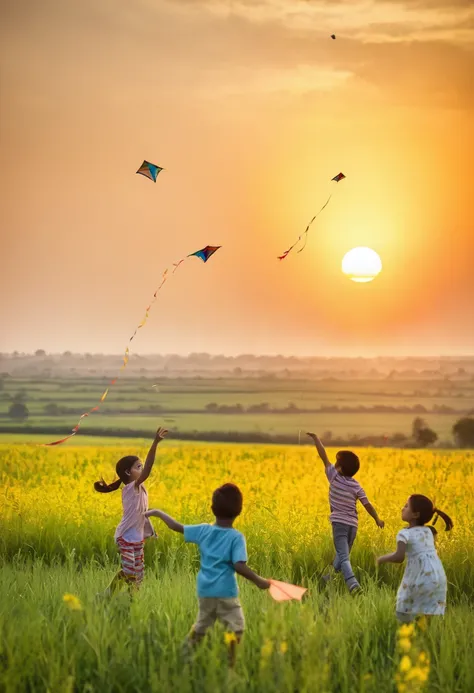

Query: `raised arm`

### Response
(306, 432, 330, 468)
(377, 541, 406, 565)
(135, 427, 168, 487)
(233, 562, 270, 590)
(145, 509, 184, 534)
(363, 502, 385, 529)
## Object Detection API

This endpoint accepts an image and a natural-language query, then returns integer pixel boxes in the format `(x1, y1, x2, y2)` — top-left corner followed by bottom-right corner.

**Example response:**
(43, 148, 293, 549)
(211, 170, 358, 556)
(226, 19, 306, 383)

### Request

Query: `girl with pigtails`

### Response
(377, 494, 453, 623)
(95, 426, 168, 593)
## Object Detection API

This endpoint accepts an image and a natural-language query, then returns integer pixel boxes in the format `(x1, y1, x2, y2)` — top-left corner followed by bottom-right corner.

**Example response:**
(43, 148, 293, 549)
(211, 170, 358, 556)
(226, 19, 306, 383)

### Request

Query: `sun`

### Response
(341, 247, 382, 283)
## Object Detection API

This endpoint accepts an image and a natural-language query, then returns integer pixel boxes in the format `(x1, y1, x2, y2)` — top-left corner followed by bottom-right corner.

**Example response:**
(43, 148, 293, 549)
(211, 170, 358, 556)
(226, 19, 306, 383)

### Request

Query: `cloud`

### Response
(170, 0, 474, 45)
(161, 0, 474, 108)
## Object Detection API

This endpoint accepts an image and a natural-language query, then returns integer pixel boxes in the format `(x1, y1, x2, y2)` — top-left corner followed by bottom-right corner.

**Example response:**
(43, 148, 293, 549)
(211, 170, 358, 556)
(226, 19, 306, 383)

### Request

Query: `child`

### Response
(307, 432, 384, 593)
(377, 494, 453, 622)
(145, 483, 269, 664)
(95, 426, 168, 592)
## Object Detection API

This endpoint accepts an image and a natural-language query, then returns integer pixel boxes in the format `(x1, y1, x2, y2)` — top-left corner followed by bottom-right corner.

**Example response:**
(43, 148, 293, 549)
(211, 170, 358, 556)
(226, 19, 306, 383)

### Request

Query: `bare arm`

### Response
(145, 509, 184, 534)
(135, 427, 168, 487)
(377, 541, 406, 565)
(306, 432, 330, 468)
(233, 562, 270, 590)
(363, 502, 385, 528)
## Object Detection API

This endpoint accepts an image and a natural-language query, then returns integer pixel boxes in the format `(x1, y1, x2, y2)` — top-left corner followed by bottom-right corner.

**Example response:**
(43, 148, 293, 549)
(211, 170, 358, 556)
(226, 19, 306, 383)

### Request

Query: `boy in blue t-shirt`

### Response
(145, 483, 269, 660)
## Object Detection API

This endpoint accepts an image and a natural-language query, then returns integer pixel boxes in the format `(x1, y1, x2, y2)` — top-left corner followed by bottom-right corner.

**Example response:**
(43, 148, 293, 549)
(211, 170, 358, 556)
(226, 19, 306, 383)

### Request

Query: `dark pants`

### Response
(332, 522, 359, 591)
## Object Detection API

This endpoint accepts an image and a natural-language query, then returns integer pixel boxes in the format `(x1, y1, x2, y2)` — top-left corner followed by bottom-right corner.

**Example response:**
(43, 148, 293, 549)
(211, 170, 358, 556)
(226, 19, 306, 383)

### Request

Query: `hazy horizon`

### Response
(2, 350, 474, 360)
(1, 0, 473, 357)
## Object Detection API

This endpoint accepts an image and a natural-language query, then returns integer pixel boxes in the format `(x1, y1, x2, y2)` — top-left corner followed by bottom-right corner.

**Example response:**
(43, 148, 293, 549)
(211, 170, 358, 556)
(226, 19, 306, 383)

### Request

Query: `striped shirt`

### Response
(325, 464, 369, 527)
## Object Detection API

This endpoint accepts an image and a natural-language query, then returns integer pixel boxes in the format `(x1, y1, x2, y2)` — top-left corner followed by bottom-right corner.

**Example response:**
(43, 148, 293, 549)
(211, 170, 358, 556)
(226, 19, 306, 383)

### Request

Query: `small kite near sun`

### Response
(136, 160, 164, 182)
(278, 172, 346, 261)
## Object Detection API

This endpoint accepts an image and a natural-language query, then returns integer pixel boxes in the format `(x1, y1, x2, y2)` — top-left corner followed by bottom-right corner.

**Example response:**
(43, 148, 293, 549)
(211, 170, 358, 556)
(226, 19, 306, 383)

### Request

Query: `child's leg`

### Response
(133, 543, 145, 586)
(117, 538, 143, 590)
(217, 598, 245, 667)
(332, 523, 360, 592)
(183, 599, 216, 657)
(347, 526, 357, 553)
(104, 569, 133, 595)
(227, 633, 243, 668)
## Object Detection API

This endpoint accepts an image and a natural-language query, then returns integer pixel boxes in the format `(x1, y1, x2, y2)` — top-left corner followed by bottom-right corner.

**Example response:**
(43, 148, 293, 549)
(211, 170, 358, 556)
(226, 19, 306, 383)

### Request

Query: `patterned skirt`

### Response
(116, 536, 145, 584)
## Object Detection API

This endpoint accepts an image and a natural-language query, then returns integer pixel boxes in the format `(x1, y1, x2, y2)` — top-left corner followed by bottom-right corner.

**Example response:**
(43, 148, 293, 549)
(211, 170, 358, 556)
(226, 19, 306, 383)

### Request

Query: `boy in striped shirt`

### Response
(307, 433, 384, 593)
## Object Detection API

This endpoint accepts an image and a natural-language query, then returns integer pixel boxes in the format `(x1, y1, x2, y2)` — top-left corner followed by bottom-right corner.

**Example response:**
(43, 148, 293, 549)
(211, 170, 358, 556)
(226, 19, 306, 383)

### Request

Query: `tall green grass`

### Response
(2, 559, 473, 693)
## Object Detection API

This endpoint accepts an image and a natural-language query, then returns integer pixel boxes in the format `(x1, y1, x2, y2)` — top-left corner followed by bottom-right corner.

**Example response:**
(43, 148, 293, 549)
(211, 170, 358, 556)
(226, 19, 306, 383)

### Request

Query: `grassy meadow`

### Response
(1, 441, 474, 691)
(2, 372, 474, 443)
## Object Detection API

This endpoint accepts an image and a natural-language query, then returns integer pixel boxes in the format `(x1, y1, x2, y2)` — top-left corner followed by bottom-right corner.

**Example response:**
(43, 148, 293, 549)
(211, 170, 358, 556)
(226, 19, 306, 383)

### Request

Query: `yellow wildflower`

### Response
(406, 666, 429, 683)
(62, 593, 82, 611)
(417, 668, 429, 683)
(418, 652, 429, 665)
(261, 638, 273, 659)
(397, 684, 407, 693)
(224, 632, 237, 646)
(417, 616, 428, 632)
(398, 638, 411, 653)
(279, 641, 288, 655)
(399, 656, 411, 674)
(398, 624, 415, 639)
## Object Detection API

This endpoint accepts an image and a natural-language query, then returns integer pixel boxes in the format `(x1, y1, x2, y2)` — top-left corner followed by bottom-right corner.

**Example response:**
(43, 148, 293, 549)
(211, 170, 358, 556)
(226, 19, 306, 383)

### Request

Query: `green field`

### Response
(2, 374, 473, 444)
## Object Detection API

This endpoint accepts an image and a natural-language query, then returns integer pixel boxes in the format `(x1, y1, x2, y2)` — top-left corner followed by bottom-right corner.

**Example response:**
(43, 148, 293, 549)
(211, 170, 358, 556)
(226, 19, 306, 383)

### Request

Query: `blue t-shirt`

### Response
(184, 524, 248, 598)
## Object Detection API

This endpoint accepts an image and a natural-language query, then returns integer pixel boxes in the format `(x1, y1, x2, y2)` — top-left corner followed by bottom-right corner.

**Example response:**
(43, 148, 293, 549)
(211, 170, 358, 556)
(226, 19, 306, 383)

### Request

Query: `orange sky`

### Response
(1, 0, 473, 356)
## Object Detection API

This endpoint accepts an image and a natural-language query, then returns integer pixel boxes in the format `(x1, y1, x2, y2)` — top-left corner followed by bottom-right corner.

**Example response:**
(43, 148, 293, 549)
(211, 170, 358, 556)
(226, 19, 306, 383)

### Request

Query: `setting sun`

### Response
(342, 247, 382, 283)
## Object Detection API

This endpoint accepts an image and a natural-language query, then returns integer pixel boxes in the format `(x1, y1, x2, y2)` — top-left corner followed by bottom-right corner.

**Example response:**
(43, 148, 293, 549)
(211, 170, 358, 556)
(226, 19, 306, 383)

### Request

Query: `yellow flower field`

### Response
(1, 442, 473, 692)
(1, 443, 473, 590)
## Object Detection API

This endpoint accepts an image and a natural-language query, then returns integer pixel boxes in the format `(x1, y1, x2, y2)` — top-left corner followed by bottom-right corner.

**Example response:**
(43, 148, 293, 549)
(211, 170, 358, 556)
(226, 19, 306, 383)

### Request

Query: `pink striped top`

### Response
(325, 464, 369, 527)
(114, 482, 155, 543)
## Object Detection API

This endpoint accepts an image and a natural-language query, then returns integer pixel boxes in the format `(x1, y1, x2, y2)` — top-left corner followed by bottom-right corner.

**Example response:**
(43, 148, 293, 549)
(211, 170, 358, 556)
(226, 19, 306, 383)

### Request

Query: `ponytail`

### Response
(94, 477, 122, 493)
(409, 494, 454, 532)
(94, 455, 139, 494)
(432, 508, 454, 532)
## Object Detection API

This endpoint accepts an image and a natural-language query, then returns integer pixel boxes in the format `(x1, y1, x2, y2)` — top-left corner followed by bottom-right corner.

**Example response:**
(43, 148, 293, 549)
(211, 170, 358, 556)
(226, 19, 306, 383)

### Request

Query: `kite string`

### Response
(278, 173, 344, 261)
(279, 192, 332, 260)
(42, 257, 186, 446)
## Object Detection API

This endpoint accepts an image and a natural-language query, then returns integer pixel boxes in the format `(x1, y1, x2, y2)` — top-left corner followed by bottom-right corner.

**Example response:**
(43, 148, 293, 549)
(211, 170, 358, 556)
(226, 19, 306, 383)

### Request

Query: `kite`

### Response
(43, 244, 222, 446)
(278, 172, 346, 261)
(268, 579, 307, 602)
(136, 160, 164, 182)
(188, 245, 221, 263)
(331, 34, 336, 39)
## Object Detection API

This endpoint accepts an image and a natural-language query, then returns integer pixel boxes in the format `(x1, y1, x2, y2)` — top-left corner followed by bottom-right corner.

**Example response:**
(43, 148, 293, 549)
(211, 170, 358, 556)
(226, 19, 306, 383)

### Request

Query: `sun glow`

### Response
(342, 247, 382, 283)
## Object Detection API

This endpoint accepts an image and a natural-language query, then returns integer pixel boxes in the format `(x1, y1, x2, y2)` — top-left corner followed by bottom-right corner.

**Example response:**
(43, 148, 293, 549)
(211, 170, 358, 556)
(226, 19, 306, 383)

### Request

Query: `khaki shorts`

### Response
(193, 597, 245, 635)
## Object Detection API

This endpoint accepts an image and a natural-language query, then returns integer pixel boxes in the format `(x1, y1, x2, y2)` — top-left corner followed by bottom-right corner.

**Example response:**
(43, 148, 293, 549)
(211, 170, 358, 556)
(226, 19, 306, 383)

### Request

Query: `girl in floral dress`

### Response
(377, 494, 453, 622)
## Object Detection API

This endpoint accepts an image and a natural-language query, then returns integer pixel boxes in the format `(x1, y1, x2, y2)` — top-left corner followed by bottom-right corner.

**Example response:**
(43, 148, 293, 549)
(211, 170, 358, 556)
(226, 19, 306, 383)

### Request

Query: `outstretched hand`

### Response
(155, 427, 168, 442)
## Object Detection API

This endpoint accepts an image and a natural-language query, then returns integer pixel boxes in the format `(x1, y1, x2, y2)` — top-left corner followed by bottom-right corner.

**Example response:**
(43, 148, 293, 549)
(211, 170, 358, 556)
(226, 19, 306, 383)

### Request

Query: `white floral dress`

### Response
(396, 526, 447, 617)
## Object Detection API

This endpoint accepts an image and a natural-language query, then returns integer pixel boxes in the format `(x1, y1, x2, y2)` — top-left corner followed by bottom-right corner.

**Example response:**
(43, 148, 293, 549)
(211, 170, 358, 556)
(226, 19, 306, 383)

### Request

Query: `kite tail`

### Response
(41, 246, 219, 446)
(278, 185, 337, 261)
(41, 266, 181, 446)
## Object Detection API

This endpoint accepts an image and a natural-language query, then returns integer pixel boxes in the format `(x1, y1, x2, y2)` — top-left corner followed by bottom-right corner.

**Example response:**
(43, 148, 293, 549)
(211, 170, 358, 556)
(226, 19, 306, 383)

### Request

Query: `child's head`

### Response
(94, 455, 143, 493)
(335, 450, 360, 477)
(402, 494, 453, 532)
(211, 483, 243, 520)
